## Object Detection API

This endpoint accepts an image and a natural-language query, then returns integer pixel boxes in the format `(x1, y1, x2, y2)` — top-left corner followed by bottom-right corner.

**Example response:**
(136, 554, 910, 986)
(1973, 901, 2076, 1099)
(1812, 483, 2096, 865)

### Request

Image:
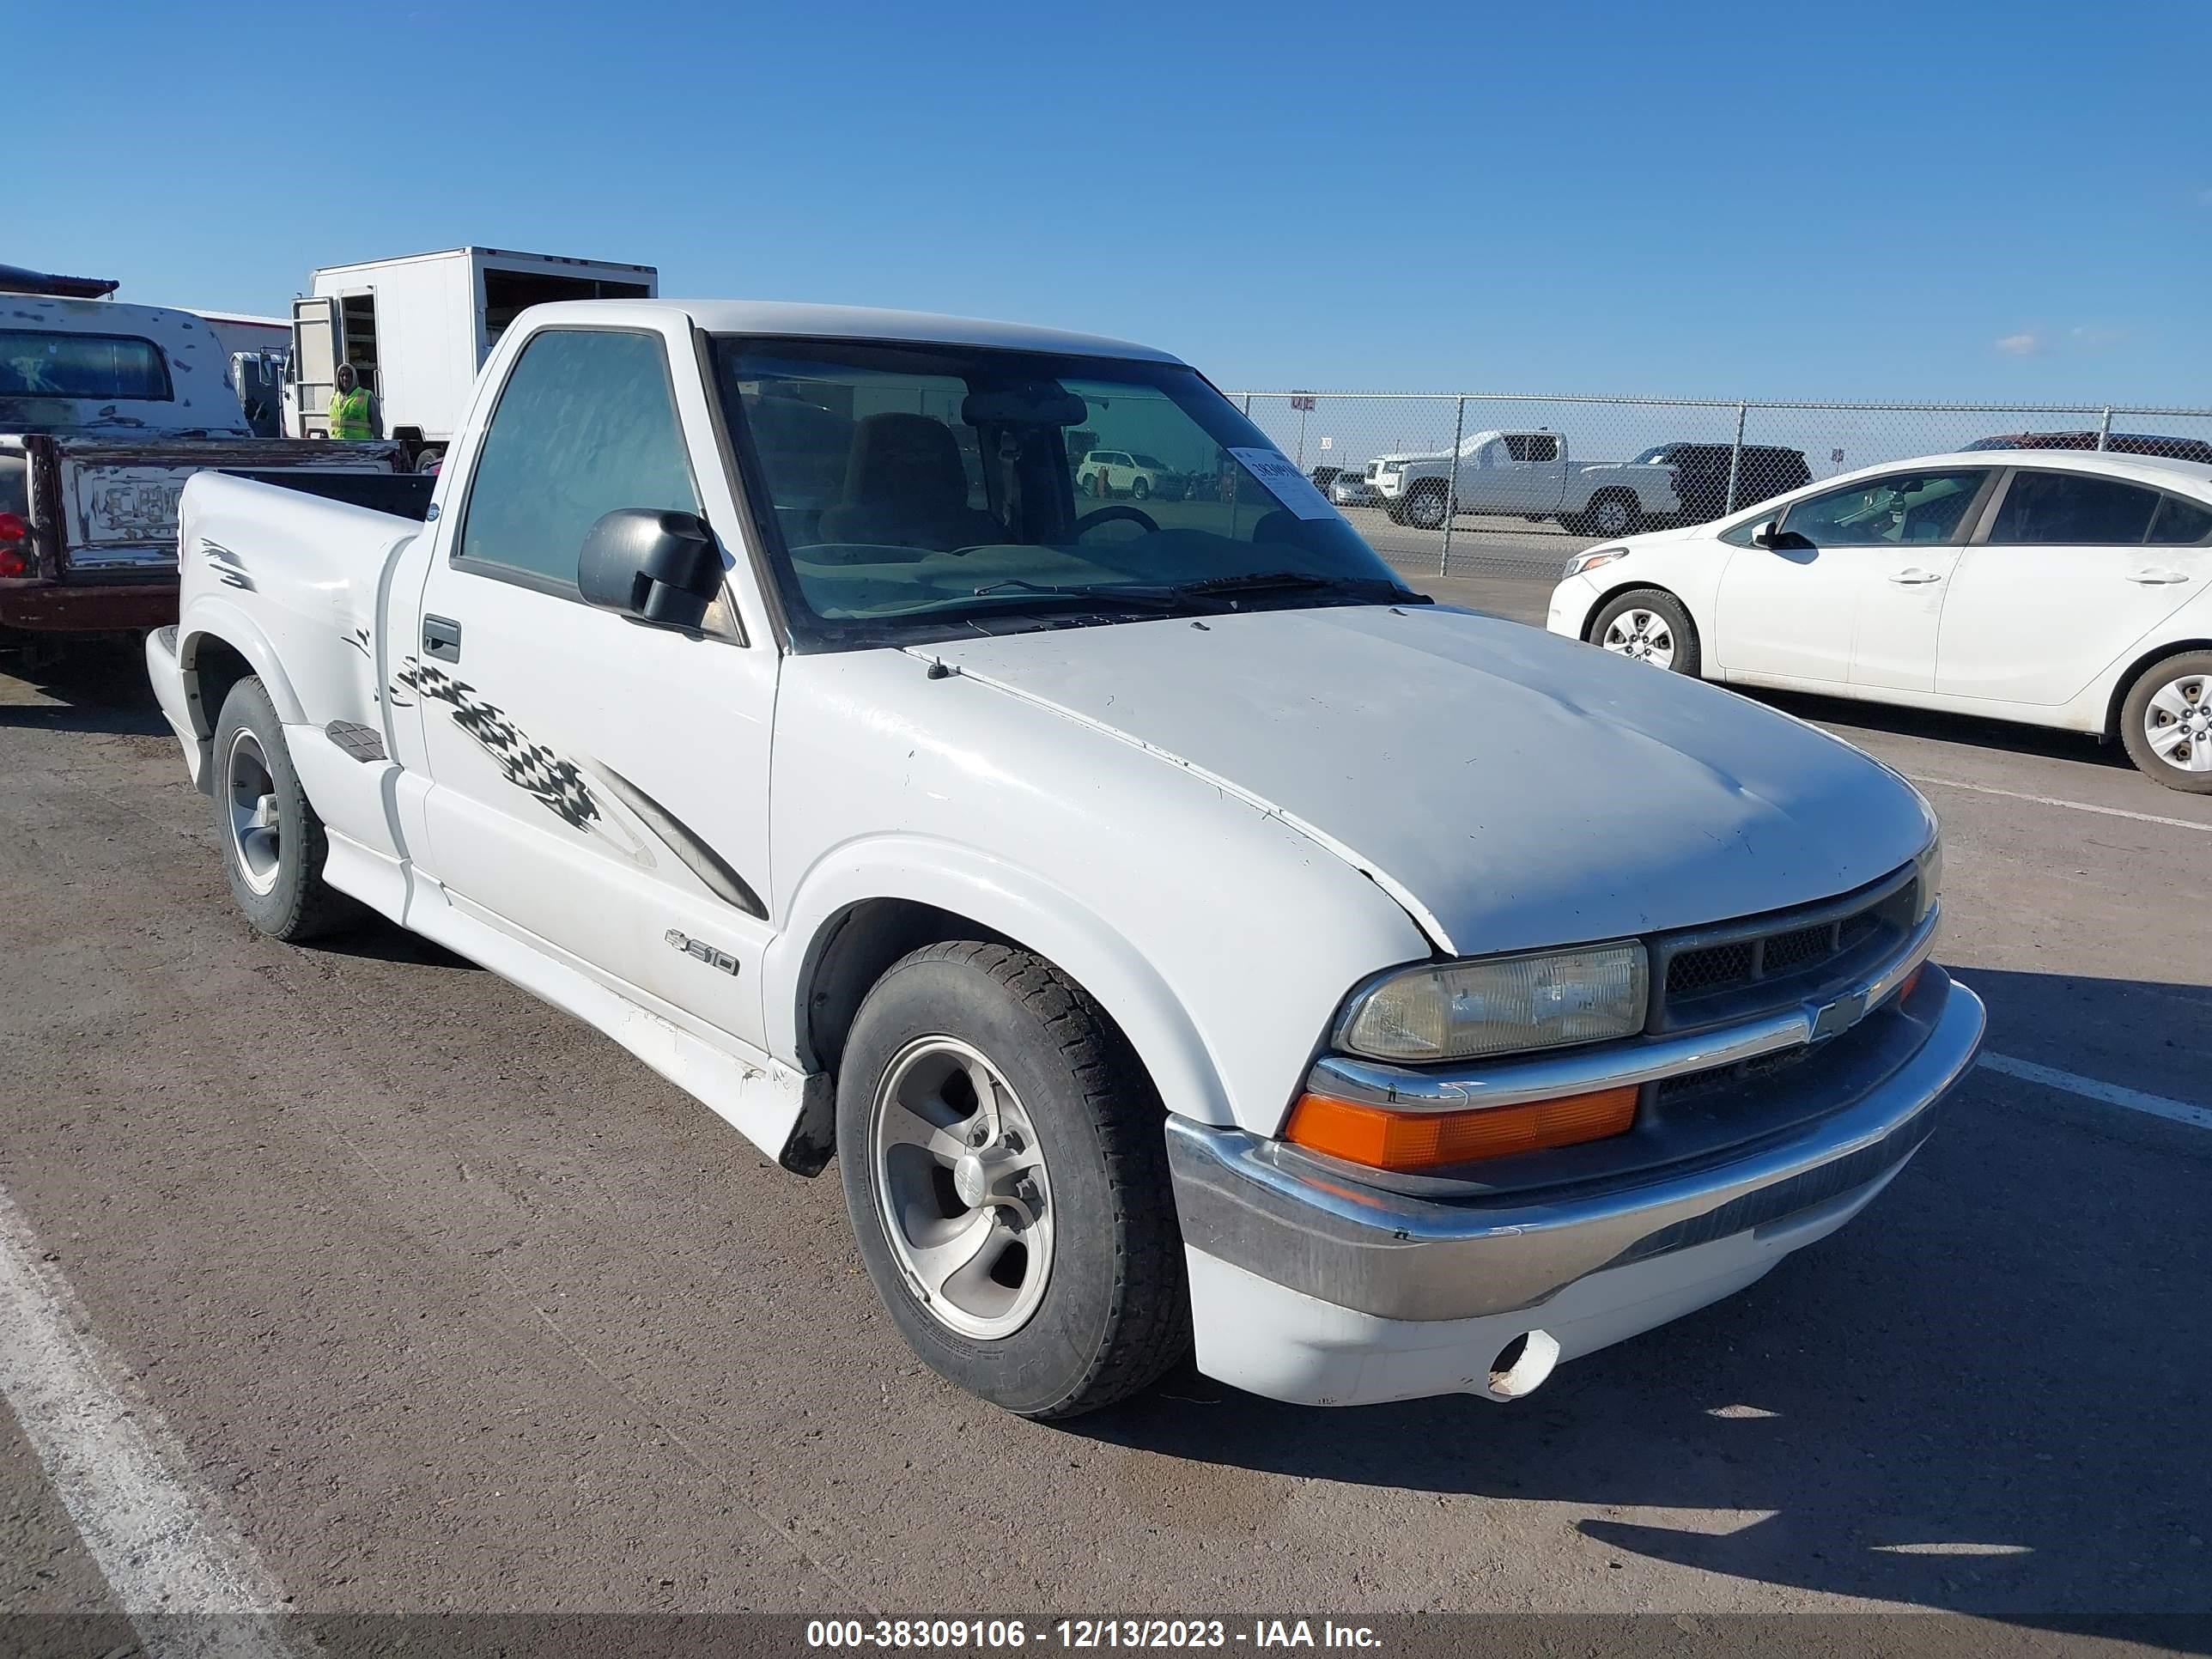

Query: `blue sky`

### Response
(16, 0, 2212, 401)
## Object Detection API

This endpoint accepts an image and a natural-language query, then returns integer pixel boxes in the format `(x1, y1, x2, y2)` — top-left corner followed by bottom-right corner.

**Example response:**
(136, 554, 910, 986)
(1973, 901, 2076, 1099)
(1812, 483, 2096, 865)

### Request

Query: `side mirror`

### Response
(1749, 518, 1779, 548)
(578, 508, 723, 630)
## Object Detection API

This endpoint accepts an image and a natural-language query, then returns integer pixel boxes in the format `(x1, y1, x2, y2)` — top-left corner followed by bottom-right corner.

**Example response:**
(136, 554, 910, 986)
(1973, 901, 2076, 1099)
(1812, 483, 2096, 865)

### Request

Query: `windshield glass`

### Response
(0, 331, 173, 401)
(714, 337, 1417, 646)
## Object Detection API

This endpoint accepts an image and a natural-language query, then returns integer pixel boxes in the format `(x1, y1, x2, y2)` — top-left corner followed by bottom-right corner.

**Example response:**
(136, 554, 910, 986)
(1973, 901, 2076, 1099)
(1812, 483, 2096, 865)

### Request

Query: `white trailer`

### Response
(284, 247, 657, 466)
(186, 309, 291, 358)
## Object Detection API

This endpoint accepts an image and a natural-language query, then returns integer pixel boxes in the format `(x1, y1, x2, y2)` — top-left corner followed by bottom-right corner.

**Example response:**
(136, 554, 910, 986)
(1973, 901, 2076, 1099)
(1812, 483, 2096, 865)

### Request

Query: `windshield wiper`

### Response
(962, 578, 1195, 611)
(1170, 570, 1425, 603)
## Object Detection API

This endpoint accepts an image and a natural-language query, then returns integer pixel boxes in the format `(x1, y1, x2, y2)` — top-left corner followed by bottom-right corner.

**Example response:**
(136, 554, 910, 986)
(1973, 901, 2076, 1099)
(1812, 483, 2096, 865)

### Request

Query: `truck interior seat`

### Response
(818, 413, 1006, 552)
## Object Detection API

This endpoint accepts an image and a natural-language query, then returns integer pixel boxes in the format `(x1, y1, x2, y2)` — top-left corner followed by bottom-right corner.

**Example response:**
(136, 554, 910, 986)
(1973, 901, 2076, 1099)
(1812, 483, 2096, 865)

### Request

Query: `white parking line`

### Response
(1981, 1052, 2212, 1133)
(1907, 775, 2212, 835)
(0, 1184, 296, 1659)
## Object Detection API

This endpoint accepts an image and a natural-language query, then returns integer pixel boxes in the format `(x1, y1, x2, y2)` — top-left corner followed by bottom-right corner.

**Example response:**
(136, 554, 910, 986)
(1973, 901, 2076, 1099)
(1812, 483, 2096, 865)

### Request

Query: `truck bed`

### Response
(222, 468, 436, 520)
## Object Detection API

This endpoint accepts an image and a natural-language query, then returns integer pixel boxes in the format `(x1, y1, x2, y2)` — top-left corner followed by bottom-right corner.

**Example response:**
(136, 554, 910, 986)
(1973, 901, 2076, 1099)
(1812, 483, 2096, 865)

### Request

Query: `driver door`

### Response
(410, 322, 781, 1048)
(1717, 467, 1990, 688)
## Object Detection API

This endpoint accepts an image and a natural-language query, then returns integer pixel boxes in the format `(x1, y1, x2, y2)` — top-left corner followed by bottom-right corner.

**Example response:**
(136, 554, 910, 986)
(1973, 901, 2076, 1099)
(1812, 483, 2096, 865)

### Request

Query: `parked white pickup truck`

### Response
(1372, 429, 1680, 536)
(148, 300, 1983, 1418)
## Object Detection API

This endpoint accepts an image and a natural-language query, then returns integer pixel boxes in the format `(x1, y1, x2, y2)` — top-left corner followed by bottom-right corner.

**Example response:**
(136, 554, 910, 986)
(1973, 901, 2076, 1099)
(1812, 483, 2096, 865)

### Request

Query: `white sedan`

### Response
(1547, 450, 2212, 790)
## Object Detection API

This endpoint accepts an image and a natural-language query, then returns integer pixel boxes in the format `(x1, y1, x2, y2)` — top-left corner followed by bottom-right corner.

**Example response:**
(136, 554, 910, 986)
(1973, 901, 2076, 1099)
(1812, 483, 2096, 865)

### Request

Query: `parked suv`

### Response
(1076, 448, 1176, 500)
(1632, 442, 1813, 526)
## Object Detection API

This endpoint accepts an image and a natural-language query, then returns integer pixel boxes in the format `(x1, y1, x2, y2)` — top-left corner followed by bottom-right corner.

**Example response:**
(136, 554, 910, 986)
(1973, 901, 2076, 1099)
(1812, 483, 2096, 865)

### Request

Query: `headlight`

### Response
(1338, 942, 1650, 1062)
(1564, 547, 1628, 579)
(1914, 832, 1942, 924)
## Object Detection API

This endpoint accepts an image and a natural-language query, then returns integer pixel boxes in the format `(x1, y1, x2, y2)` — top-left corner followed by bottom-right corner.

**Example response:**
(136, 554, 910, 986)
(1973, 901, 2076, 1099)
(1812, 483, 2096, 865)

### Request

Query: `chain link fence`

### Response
(1228, 392, 2212, 579)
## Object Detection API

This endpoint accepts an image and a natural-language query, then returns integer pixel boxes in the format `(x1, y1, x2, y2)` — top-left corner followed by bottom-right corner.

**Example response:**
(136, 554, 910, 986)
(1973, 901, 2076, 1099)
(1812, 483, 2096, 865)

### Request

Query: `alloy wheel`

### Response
(870, 1036, 1054, 1340)
(224, 727, 283, 896)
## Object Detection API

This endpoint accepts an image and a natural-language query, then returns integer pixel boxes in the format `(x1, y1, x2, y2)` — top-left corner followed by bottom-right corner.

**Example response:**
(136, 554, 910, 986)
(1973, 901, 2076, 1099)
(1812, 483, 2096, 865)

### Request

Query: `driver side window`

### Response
(1778, 470, 1990, 547)
(458, 328, 700, 588)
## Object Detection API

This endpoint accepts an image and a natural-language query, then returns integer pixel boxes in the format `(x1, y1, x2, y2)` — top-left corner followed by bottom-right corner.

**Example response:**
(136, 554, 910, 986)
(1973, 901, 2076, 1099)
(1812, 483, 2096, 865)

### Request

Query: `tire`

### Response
(836, 940, 1189, 1419)
(211, 678, 362, 940)
(1406, 483, 1449, 532)
(1131, 475, 1152, 501)
(1586, 490, 1641, 538)
(413, 447, 444, 474)
(1589, 588, 1700, 676)
(2118, 650, 2212, 793)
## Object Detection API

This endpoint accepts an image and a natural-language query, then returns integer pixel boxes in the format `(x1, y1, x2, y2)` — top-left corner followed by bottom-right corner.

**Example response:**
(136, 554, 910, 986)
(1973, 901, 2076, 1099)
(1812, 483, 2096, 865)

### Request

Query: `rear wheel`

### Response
(213, 678, 362, 940)
(836, 940, 1189, 1418)
(1586, 490, 1640, 538)
(1590, 588, 1699, 676)
(1131, 475, 1152, 501)
(2120, 651, 2212, 793)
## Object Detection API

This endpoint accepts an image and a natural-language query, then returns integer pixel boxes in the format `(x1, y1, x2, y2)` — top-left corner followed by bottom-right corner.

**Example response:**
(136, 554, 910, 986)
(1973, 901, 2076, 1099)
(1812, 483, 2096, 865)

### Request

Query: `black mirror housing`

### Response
(578, 508, 723, 630)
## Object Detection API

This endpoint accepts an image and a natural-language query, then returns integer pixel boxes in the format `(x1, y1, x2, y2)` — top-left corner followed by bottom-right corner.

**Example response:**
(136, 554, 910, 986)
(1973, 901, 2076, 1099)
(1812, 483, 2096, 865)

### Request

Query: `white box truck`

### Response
(283, 247, 657, 468)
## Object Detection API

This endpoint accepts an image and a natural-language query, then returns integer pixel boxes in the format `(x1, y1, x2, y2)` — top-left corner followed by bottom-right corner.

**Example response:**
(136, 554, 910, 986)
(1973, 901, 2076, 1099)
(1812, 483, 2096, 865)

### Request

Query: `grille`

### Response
(1763, 923, 1832, 975)
(1653, 866, 1917, 1030)
(1666, 941, 1754, 997)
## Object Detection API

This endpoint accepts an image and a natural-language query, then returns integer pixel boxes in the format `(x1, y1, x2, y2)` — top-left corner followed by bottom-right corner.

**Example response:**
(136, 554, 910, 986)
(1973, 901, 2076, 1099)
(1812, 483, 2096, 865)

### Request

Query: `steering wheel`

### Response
(1074, 504, 1158, 539)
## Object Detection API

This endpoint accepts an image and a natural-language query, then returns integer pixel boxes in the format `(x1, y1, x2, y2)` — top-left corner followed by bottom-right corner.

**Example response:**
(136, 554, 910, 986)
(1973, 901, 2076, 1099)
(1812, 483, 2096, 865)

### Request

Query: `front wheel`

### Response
(1405, 484, 1449, 531)
(836, 941, 1189, 1418)
(1590, 588, 1700, 676)
(2119, 651, 2212, 792)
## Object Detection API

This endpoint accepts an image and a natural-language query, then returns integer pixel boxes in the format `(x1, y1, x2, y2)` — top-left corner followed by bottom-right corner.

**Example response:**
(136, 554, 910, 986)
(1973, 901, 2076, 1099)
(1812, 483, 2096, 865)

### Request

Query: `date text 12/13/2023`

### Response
(805, 1620, 1382, 1649)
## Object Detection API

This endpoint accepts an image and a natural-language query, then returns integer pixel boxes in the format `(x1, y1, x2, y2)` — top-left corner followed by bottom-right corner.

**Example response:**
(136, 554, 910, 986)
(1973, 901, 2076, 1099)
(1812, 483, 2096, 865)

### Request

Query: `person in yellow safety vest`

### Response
(327, 362, 380, 441)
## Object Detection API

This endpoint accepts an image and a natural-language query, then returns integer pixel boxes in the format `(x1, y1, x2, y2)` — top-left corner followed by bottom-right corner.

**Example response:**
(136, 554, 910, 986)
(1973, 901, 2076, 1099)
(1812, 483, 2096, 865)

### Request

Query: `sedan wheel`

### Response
(1601, 607, 1676, 670)
(2142, 674, 2212, 774)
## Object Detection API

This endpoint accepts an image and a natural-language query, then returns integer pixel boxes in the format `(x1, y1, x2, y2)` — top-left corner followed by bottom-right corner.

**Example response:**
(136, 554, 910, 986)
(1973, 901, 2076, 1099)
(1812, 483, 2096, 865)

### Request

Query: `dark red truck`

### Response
(2, 270, 401, 661)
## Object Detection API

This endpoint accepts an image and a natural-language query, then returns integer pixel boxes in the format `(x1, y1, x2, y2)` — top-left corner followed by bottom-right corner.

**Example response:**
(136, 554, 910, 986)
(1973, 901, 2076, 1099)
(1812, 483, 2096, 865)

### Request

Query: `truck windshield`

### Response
(0, 331, 173, 401)
(714, 337, 1418, 644)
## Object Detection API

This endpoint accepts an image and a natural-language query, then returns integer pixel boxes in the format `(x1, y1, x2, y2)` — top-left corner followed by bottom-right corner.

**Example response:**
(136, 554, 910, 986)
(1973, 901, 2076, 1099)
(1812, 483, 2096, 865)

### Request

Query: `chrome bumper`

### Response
(1165, 965, 1985, 1323)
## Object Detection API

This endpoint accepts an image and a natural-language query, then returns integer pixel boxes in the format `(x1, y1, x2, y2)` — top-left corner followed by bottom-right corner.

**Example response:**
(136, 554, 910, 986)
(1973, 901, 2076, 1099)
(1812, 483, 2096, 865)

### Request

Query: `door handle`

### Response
(1887, 568, 1942, 585)
(2126, 568, 2189, 585)
(422, 614, 463, 662)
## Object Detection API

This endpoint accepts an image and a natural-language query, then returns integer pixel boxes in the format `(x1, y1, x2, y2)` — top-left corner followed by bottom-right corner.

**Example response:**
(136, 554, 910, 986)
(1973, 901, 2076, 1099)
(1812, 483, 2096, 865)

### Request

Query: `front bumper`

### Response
(1546, 570, 1599, 637)
(1168, 964, 1984, 1406)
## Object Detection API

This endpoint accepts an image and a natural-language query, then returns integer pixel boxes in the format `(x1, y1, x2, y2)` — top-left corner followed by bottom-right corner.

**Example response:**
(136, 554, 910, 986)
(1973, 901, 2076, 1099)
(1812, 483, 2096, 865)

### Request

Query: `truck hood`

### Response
(915, 605, 1931, 957)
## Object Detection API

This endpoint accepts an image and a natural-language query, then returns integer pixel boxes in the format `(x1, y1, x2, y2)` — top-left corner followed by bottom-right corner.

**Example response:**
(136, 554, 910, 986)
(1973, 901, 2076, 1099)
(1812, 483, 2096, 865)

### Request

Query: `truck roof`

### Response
(526, 298, 1183, 364)
(1, 293, 247, 434)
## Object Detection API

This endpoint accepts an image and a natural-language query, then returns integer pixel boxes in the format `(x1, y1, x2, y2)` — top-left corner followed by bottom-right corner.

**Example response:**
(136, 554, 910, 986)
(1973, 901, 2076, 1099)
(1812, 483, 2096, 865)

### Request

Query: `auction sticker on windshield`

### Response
(1227, 447, 1339, 520)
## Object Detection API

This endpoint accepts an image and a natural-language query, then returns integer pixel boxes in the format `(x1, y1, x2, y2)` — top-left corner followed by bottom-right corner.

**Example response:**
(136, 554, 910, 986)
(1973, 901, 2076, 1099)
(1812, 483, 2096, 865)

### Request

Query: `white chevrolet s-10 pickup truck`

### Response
(148, 300, 1984, 1418)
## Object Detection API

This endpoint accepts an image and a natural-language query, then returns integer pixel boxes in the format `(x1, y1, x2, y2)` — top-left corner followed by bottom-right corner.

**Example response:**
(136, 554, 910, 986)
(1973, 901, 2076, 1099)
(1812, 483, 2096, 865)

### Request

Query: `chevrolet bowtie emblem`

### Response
(1811, 988, 1869, 1040)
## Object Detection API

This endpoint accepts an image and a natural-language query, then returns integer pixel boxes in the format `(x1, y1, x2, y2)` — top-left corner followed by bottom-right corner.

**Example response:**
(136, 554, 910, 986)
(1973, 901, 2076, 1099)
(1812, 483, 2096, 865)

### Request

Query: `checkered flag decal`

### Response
(394, 658, 602, 833)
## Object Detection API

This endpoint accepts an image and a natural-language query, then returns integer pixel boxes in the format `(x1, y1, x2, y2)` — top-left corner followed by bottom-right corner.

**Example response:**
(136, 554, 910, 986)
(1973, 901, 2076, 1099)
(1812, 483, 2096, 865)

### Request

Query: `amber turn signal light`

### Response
(1284, 1084, 1638, 1173)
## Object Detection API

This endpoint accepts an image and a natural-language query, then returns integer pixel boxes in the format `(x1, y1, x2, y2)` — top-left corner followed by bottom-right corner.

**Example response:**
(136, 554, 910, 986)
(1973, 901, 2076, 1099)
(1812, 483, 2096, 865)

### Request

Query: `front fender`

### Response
(765, 834, 1232, 1128)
